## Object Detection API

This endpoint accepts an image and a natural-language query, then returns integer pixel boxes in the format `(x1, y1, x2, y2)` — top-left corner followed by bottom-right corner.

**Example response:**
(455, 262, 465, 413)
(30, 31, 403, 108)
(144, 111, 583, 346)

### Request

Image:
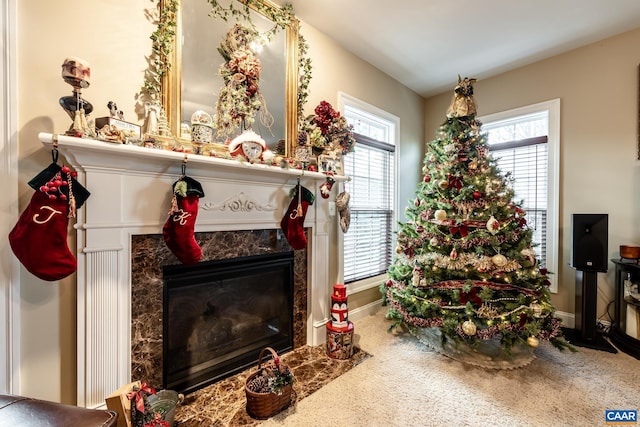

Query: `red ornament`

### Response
(423, 174, 431, 182)
(473, 191, 482, 199)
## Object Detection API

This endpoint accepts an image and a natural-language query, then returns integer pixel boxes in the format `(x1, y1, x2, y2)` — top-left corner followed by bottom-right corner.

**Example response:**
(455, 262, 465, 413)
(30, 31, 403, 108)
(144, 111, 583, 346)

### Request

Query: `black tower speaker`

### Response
(570, 214, 608, 272)
(568, 213, 615, 353)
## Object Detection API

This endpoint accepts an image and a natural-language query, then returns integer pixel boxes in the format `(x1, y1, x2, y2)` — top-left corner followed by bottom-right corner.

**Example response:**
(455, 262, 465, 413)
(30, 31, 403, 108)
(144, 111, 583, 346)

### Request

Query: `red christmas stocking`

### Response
(163, 176, 204, 265)
(8, 162, 90, 281)
(319, 176, 335, 199)
(280, 184, 315, 250)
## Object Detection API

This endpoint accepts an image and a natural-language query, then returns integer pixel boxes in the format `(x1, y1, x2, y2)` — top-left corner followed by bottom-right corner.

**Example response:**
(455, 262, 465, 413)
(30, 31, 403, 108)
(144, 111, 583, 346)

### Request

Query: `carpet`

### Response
(260, 307, 640, 427)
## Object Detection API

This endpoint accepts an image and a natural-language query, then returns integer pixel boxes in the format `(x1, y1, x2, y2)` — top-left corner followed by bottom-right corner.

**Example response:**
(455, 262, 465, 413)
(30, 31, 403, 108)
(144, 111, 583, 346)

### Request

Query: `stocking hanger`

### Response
(181, 155, 188, 176)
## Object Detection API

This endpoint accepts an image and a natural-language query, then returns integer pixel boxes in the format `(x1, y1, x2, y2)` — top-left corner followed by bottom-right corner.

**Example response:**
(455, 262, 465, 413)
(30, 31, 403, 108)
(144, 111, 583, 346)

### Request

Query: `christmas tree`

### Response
(381, 77, 571, 364)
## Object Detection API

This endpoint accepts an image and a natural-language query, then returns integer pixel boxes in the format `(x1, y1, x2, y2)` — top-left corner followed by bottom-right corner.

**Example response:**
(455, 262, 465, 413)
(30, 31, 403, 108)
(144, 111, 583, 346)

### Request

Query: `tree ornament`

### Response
(492, 254, 507, 267)
(429, 237, 439, 247)
(396, 245, 403, 254)
(450, 248, 458, 260)
(423, 174, 431, 183)
(439, 180, 449, 190)
(486, 215, 499, 234)
(468, 158, 478, 170)
(527, 336, 539, 348)
(530, 302, 543, 318)
(434, 209, 447, 221)
(473, 190, 482, 199)
(462, 320, 477, 336)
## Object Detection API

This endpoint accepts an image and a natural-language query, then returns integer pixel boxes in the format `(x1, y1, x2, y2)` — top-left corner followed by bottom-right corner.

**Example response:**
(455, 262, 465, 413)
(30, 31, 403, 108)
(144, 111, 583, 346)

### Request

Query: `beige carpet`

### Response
(260, 306, 640, 427)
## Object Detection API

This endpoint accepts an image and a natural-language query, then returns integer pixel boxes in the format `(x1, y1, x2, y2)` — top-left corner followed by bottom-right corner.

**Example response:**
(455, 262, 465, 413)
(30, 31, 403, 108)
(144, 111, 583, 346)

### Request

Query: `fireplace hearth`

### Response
(163, 252, 294, 394)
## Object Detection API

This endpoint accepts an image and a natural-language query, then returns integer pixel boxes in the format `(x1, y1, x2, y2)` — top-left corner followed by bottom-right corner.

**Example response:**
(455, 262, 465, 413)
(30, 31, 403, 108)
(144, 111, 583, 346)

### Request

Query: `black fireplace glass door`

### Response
(163, 251, 294, 394)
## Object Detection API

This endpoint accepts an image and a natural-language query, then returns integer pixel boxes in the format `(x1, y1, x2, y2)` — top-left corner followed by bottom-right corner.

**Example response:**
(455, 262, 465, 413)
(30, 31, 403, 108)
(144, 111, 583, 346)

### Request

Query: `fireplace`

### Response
(39, 133, 338, 408)
(163, 252, 294, 394)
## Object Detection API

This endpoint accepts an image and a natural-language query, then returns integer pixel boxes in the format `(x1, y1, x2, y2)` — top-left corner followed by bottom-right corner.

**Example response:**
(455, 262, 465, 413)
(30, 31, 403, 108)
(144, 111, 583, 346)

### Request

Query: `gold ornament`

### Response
(468, 159, 478, 170)
(492, 254, 507, 267)
(439, 180, 449, 190)
(462, 320, 477, 336)
(527, 336, 539, 348)
(434, 209, 447, 221)
(530, 303, 543, 318)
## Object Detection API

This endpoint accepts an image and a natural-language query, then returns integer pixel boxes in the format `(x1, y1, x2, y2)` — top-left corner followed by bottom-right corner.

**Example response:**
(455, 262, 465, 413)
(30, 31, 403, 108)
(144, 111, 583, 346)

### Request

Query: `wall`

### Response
(424, 28, 640, 320)
(15, 1, 424, 403)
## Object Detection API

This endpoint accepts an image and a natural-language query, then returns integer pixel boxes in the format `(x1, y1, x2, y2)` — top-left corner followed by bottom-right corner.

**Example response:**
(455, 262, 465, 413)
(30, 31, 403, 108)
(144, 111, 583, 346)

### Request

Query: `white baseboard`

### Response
(349, 299, 383, 322)
(555, 310, 574, 329)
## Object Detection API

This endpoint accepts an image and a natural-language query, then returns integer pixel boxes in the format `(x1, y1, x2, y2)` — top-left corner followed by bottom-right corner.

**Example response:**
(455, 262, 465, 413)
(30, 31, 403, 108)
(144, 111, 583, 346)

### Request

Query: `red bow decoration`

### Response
(460, 287, 482, 306)
(448, 174, 463, 190)
(127, 382, 156, 414)
(518, 313, 530, 328)
(403, 247, 414, 258)
(449, 224, 469, 237)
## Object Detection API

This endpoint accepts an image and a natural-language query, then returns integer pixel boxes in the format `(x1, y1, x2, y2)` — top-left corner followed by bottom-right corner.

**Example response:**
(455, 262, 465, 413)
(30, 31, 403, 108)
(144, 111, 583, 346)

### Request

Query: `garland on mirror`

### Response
(207, 0, 295, 42)
(141, 0, 179, 102)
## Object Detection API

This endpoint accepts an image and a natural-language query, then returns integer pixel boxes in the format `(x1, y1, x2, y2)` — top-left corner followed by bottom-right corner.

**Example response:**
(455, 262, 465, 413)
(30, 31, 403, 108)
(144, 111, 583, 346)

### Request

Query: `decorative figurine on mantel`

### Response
(59, 56, 94, 138)
(95, 101, 142, 144)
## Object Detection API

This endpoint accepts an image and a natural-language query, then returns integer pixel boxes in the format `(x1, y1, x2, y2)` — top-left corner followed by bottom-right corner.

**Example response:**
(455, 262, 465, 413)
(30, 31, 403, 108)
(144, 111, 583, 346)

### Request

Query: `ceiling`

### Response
(279, 0, 640, 98)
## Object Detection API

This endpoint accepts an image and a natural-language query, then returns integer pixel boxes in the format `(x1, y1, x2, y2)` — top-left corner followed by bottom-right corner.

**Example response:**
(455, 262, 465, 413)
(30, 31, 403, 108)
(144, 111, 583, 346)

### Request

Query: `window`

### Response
(480, 100, 560, 292)
(339, 94, 398, 286)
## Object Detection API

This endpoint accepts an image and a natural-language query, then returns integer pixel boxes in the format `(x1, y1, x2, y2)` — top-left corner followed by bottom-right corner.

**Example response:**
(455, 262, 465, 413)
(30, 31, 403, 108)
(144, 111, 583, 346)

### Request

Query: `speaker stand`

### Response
(571, 270, 617, 353)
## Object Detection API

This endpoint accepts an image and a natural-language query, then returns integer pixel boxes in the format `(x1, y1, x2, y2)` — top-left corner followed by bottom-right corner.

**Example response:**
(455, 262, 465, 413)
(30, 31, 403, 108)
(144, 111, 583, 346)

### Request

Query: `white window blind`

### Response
(489, 136, 548, 265)
(485, 110, 549, 266)
(343, 134, 395, 283)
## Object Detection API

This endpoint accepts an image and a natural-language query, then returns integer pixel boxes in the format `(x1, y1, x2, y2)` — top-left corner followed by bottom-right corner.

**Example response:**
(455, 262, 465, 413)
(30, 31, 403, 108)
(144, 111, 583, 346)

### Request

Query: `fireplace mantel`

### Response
(38, 133, 340, 408)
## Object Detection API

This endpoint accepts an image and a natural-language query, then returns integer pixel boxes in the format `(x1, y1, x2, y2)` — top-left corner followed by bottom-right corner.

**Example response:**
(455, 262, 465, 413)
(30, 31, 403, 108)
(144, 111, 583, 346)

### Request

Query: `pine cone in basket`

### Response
(247, 375, 269, 393)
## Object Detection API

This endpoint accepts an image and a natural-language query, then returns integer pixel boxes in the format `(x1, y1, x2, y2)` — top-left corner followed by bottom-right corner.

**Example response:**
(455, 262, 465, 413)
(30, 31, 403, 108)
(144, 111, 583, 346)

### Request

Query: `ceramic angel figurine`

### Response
(144, 102, 161, 135)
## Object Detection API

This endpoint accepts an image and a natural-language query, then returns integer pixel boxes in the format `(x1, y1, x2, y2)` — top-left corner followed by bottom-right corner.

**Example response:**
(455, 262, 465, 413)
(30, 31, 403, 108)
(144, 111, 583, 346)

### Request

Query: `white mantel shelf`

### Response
(39, 132, 344, 184)
(38, 132, 338, 408)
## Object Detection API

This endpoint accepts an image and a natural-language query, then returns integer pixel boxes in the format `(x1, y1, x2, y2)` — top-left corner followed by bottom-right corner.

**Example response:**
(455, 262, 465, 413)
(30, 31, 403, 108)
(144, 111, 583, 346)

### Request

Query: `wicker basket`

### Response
(245, 347, 293, 419)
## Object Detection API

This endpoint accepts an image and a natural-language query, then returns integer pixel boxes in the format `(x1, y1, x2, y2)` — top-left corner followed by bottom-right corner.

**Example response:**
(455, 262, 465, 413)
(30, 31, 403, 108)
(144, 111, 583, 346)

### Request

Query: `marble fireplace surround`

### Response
(39, 133, 340, 409)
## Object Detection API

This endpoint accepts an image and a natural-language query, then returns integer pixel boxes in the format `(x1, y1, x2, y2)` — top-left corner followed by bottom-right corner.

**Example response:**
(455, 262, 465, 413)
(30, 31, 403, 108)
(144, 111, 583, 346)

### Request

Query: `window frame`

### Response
(338, 92, 400, 294)
(479, 99, 560, 293)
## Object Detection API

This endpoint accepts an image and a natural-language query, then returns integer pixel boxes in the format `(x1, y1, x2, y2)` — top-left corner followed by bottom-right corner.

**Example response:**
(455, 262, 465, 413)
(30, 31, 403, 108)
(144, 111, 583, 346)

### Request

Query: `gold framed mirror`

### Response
(160, 0, 299, 157)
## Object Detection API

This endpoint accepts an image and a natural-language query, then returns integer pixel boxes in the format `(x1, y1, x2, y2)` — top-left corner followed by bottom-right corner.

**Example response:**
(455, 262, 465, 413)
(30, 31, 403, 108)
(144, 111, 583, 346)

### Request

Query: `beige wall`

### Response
(15, 1, 423, 403)
(424, 28, 640, 318)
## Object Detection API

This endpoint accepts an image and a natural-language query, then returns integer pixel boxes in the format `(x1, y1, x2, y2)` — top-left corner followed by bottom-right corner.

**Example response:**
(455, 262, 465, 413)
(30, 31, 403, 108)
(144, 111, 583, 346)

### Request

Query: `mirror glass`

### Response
(166, 0, 296, 154)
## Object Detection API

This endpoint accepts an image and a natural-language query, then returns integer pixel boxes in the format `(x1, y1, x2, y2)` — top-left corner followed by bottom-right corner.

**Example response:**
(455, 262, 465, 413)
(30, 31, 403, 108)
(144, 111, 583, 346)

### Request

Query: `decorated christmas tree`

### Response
(381, 77, 571, 366)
